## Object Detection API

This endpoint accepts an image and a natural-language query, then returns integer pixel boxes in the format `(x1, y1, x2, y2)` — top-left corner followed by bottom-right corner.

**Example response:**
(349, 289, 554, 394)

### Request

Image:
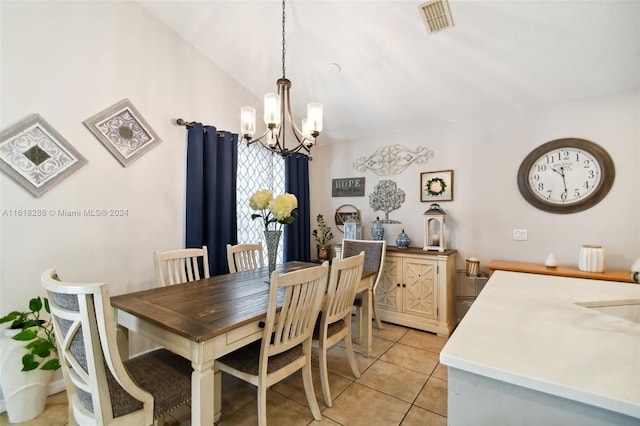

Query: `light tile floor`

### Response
(0, 323, 448, 426)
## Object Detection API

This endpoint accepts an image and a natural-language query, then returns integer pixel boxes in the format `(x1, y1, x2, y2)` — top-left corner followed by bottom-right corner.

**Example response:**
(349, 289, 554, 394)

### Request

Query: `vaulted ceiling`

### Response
(138, 0, 640, 143)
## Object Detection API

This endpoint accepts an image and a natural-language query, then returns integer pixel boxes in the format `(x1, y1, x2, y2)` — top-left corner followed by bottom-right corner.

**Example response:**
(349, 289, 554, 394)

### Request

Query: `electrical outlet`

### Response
(513, 229, 528, 241)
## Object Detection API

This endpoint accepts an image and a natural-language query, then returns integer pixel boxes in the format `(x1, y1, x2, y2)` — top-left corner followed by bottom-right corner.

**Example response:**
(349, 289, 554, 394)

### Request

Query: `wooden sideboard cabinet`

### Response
(377, 247, 457, 337)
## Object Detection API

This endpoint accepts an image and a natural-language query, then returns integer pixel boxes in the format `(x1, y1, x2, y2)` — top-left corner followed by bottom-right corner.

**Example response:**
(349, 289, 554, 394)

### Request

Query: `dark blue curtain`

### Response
(185, 123, 238, 275)
(284, 153, 311, 262)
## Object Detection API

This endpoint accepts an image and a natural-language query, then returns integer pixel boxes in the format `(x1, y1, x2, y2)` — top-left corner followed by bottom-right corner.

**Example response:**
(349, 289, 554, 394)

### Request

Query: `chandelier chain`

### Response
(281, 0, 286, 79)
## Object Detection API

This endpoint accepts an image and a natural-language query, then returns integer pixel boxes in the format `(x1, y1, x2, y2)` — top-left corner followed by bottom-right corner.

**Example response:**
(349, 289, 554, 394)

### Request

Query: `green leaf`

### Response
(0, 311, 21, 324)
(20, 319, 39, 329)
(44, 298, 51, 314)
(41, 359, 60, 371)
(27, 340, 52, 357)
(21, 354, 39, 371)
(13, 329, 38, 341)
(29, 297, 43, 312)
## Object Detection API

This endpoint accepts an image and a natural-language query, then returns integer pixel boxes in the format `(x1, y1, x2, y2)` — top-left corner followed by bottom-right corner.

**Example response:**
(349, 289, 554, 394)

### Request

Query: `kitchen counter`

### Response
(440, 270, 640, 425)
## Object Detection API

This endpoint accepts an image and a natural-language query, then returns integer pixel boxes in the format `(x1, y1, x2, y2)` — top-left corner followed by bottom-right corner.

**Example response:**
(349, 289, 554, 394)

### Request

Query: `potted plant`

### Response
(312, 214, 334, 261)
(0, 296, 60, 423)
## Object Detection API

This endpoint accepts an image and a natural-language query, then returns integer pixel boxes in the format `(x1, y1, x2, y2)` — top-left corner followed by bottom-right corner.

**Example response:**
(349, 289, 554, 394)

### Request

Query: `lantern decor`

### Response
(423, 203, 446, 252)
(344, 217, 362, 240)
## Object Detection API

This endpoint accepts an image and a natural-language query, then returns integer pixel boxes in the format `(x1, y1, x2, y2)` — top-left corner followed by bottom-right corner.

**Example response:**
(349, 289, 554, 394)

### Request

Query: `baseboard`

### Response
(0, 378, 65, 414)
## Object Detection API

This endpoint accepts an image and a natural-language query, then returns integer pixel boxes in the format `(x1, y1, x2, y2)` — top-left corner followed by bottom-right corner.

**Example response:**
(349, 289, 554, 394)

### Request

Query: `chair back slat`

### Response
(227, 243, 264, 273)
(263, 263, 329, 360)
(325, 252, 365, 325)
(154, 246, 210, 286)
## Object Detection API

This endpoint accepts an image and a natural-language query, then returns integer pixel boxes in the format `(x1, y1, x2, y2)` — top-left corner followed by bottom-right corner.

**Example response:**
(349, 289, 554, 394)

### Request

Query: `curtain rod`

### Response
(176, 118, 311, 159)
(176, 118, 227, 136)
(176, 118, 195, 128)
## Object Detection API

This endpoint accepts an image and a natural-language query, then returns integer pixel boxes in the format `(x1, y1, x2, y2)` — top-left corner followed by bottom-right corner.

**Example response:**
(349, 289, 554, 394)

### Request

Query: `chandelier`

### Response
(240, 0, 322, 157)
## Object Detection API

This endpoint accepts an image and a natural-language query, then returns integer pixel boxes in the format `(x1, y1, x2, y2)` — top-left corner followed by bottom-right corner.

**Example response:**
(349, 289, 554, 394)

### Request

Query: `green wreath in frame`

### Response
(425, 177, 447, 196)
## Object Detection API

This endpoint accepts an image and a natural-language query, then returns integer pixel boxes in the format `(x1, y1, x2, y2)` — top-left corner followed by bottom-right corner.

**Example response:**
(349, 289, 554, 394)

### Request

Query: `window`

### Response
(236, 141, 285, 263)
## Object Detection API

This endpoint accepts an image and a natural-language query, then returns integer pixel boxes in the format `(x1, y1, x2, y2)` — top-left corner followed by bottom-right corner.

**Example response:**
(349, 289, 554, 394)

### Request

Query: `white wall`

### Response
(0, 1, 258, 342)
(311, 90, 640, 272)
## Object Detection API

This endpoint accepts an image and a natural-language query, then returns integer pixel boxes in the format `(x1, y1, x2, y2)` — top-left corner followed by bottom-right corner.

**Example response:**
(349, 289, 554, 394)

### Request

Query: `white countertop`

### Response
(440, 270, 640, 419)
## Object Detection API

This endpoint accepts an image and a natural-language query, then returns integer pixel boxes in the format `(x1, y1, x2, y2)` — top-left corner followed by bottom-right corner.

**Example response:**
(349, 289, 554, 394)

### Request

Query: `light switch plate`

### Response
(513, 229, 528, 241)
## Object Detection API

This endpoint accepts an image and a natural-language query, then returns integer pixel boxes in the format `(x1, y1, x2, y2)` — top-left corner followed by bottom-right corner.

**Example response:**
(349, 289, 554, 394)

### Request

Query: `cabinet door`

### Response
(403, 258, 437, 319)
(377, 256, 401, 313)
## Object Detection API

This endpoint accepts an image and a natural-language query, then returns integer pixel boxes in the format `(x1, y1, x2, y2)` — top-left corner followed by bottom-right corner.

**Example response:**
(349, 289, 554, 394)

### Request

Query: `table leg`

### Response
(191, 359, 215, 425)
(116, 325, 129, 360)
(353, 276, 374, 357)
(362, 289, 373, 357)
(113, 308, 129, 360)
(353, 289, 373, 357)
(214, 368, 222, 422)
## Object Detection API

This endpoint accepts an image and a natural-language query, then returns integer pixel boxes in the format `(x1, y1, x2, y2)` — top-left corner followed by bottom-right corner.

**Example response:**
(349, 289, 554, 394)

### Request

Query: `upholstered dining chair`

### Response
(313, 251, 365, 407)
(40, 269, 192, 426)
(215, 262, 329, 426)
(342, 239, 387, 343)
(154, 245, 209, 286)
(226, 242, 264, 273)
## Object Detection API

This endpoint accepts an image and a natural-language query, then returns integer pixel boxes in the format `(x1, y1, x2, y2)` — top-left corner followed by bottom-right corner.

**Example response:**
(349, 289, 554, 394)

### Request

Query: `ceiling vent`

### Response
(418, 0, 454, 34)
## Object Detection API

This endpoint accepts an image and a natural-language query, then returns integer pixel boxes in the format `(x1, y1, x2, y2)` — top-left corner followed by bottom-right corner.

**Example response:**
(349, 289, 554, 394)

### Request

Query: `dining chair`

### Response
(312, 251, 365, 407)
(226, 242, 264, 273)
(40, 269, 192, 426)
(154, 245, 209, 286)
(215, 262, 329, 426)
(342, 239, 387, 343)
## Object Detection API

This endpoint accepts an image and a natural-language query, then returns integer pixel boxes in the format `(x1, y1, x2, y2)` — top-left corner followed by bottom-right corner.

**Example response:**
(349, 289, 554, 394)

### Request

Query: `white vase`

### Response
(0, 328, 53, 423)
(578, 245, 605, 273)
(544, 253, 558, 268)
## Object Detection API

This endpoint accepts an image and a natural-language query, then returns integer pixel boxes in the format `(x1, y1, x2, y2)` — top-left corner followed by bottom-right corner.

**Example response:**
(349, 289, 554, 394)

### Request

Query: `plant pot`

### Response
(0, 328, 53, 423)
(317, 244, 332, 261)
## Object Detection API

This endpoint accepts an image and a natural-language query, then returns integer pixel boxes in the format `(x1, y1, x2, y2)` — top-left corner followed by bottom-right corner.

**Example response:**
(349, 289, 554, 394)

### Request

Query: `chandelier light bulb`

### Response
(240, 106, 256, 138)
(302, 118, 311, 135)
(263, 93, 281, 127)
(307, 103, 323, 134)
(302, 118, 315, 146)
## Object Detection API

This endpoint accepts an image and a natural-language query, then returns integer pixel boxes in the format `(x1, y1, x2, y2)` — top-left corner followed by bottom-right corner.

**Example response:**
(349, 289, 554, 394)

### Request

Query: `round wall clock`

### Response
(517, 138, 615, 214)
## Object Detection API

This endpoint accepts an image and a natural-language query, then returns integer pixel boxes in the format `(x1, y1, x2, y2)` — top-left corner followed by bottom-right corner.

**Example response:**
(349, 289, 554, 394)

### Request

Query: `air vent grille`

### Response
(418, 0, 454, 34)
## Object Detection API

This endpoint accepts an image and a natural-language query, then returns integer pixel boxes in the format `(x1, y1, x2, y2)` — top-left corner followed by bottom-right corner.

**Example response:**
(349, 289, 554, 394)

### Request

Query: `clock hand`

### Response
(559, 166, 568, 194)
(550, 167, 564, 177)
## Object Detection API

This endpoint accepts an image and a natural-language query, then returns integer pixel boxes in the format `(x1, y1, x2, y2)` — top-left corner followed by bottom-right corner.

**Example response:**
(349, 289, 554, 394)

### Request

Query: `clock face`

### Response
(527, 147, 601, 204)
(517, 139, 615, 214)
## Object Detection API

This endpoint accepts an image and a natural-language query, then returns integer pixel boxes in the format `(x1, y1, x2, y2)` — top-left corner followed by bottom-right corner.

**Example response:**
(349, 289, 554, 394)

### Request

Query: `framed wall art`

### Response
(84, 98, 161, 167)
(0, 114, 87, 197)
(420, 169, 454, 202)
(332, 177, 365, 197)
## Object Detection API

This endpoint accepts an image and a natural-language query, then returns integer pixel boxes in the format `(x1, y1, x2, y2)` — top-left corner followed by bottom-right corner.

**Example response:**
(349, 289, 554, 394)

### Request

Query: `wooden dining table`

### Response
(111, 261, 375, 425)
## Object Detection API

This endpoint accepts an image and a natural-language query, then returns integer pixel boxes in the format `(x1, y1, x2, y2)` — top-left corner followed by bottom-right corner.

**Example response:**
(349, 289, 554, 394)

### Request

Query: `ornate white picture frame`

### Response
(84, 98, 161, 167)
(0, 114, 87, 197)
(420, 169, 454, 202)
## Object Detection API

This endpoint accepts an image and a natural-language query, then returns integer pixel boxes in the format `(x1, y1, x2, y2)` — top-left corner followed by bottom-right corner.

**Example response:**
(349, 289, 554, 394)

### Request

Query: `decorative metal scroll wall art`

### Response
(0, 114, 87, 197)
(84, 98, 161, 167)
(369, 180, 405, 223)
(353, 144, 434, 176)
